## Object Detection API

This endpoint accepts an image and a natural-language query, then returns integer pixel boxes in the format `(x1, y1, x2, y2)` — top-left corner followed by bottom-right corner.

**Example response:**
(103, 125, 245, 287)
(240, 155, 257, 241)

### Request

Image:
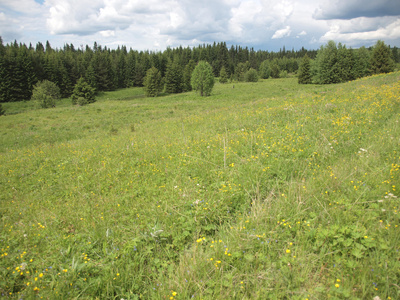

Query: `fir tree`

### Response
(219, 66, 228, 83)
(183, 60, 196, 92)
(164, 60, 183, 94)
(298, 54, 312, 84)
(370, 40, 394, 74)
(71, 77, 95, 105)
(143, 67, 163, 97)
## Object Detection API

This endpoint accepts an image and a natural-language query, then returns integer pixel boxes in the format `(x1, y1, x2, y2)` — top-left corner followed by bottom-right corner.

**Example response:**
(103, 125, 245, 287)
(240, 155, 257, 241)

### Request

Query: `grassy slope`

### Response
(0, 74, 399, 299)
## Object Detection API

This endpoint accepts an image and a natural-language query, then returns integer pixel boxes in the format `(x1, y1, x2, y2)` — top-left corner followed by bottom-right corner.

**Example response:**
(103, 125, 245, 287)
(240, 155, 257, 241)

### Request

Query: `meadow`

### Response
(0, 74, 399, 299)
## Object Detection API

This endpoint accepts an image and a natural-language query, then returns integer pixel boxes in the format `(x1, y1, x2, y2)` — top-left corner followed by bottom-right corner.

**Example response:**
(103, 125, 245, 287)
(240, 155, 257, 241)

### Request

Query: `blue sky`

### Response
(1, 0, 399, 51)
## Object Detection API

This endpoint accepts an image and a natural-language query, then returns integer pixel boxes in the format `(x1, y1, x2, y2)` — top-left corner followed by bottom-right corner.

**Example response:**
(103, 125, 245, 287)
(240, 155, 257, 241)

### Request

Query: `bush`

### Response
(31, 80, 60, 108)
(244, 68, 259, 82)
(71, 78, 95, 105)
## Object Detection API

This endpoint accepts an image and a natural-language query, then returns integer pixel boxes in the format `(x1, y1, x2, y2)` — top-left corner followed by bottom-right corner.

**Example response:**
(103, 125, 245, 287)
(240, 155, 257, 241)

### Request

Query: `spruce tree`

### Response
(71, 77, 95, 105)
(298, 54, 312, 84)
(164, 60, 183, 94)
(370, 40, 394, 74)
(183, 60, 196, 92)
(219, 66, 228, 83)
(143, 67, 163, 97)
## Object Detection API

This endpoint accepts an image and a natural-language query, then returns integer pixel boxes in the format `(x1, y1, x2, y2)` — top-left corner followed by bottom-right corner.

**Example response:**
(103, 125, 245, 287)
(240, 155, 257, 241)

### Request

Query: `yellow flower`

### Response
(172, 291, 177, 296)
(335, 284, 340, 288)
(336, 279, 341, 282)
(286, 249, 290, 254)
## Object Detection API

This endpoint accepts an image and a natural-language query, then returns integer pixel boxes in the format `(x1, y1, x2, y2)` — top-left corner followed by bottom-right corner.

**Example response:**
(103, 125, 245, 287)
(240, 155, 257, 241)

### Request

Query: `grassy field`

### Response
(1, 74, 399, 299)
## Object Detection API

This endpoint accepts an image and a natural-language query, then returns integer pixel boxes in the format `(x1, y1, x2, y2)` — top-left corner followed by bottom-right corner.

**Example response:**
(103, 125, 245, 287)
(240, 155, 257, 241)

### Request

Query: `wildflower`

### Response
(286, 249, 291, 254)
(335, 284, 340, 288)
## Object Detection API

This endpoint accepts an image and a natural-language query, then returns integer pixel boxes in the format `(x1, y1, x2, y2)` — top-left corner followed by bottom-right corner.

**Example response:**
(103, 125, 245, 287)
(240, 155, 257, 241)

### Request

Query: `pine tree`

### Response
(370, 40, 394, 74)
(191, 61, 214, 96)
(298, 54, 312, 84)
(143, 67, 163, 97)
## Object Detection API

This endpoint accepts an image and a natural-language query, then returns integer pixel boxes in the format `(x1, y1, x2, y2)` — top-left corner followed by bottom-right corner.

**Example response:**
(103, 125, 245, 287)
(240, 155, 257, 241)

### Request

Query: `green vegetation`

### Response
(191, 61, 215, 96)
(71, 78, 96, 106)
(31, 80, 60, 108)
(244, 68, 259, 82)
(143, 67, 163, 97)
(1, 72, 399, 299)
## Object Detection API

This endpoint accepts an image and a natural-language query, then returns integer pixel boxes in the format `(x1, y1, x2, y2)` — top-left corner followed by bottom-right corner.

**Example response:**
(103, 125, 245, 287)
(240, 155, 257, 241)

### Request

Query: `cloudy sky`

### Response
(1, 0, 399, 51)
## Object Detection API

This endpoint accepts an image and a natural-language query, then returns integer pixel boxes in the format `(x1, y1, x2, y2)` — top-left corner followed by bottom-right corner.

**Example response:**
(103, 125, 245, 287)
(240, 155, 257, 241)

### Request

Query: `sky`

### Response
(1, 0, 400, 52)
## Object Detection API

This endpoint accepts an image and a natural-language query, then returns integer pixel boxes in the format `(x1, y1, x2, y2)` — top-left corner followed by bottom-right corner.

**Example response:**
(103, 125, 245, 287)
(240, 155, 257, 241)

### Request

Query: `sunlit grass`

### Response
(1, 74, 399, 299)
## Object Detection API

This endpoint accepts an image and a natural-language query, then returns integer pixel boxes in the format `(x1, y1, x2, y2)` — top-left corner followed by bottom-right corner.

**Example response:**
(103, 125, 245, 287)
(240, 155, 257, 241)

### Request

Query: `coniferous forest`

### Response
(0, 37, 398, 103)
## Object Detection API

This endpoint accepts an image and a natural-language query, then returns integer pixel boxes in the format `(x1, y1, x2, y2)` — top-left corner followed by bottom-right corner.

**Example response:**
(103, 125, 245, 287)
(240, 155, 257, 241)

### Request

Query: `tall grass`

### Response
(1, 74, 399, 299)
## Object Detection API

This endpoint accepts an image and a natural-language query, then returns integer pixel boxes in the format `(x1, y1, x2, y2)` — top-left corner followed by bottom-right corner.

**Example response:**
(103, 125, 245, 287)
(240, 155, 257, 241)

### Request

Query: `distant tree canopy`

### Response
(0, 37, 398, 101)
(305, 40, 395, 85)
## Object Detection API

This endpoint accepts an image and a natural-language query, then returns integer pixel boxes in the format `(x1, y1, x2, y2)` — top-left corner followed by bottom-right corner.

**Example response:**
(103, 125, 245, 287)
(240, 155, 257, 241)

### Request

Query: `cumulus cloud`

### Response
(0, 0, 399, 51)
(272, 26, 291, 39)
(314, 0, 400, 20)
(320, 18, 400, 44)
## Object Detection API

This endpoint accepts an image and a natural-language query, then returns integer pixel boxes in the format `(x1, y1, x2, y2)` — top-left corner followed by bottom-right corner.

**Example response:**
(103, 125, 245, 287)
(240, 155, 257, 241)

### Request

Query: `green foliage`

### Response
(259, 60, 271, 79)
(31, 80, 60, 108)
(1, 73, 400, 299)
(219, 66, 228, 83)
(164, 60, 183, 94)
(71, 77, 96, 105)
(143, 67, 163, 97)
(370, 40, 395, 74)
(312, 41, 341, 84)
(298, 54, 312, 84)
(183, 60, 196, 92)
(191, 61, 215, 96)
(270, 63, 280, 78)
(0, 103, 4, 116)
(235, 62, 249, 81)
(244, 68, 258, 82)
(353, 46, 371, 78)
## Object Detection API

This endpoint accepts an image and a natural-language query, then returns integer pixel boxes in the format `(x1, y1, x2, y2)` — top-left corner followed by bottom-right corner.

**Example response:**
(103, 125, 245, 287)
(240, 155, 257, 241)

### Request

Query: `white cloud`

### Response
(320, 18, 400, 44)
(0, 0, 399, 51)
(272, 26, 291, 39)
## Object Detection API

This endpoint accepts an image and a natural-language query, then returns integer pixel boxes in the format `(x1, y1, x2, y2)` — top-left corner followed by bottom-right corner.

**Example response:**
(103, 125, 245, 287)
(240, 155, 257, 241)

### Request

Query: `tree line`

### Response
(0, 36, 398, 104)
(298, 40, 397, 84)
